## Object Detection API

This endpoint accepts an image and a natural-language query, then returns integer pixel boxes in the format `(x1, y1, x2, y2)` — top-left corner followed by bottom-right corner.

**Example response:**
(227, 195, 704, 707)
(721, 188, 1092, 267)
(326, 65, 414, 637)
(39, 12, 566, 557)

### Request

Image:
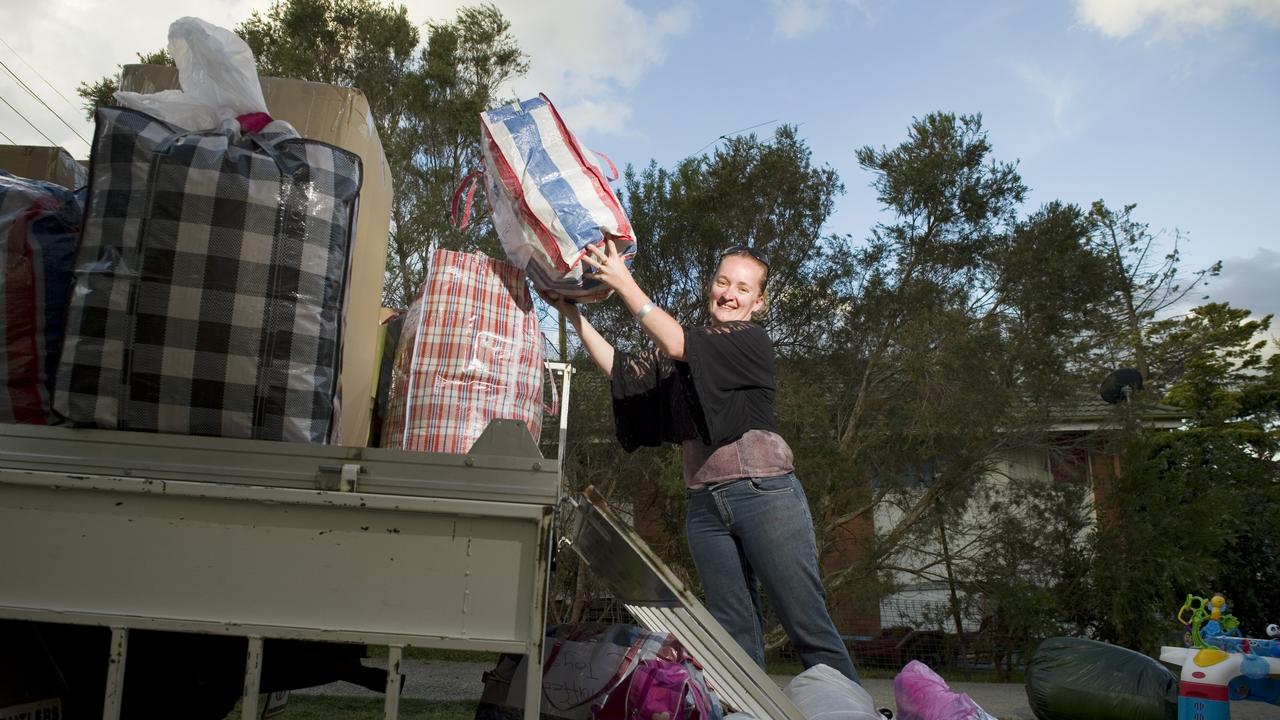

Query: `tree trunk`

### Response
(938, 516, 967, 664)
(1103, 219, 1150, 381)
(568, 556, 591, 623)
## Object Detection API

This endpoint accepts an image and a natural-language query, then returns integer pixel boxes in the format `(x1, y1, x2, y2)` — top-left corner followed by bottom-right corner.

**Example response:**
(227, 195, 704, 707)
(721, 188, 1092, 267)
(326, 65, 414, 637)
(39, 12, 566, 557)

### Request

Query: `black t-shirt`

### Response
(611, 321, 779, 452)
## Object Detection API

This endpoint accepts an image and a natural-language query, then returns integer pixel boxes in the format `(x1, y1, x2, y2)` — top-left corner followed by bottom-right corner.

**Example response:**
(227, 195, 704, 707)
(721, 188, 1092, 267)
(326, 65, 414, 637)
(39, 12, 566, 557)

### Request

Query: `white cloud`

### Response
(1203, 247, 1280, 359)
(0, 0, 270, 157)
(406, 0, 693, 137)
(502, 1, 693, 136)
(1011, 62, 1080, 137)
(769, 0, 870, 39)
(1210, 247, 1280, 322)
(1075, 0, 1280, 39)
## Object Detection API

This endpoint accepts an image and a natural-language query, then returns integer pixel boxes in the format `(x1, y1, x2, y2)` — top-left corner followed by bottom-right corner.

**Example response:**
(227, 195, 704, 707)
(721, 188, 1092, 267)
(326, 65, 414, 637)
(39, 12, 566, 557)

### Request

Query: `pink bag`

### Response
(893, 660, 996, 720)
(476, 623, 684, 720)
(593, 658, 714, 720)
(381, 249, 544, 454)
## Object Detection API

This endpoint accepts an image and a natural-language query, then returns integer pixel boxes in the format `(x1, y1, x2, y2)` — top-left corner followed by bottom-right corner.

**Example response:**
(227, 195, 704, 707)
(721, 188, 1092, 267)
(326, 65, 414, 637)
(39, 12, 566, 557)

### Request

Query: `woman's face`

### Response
(708, 254, 767, 324)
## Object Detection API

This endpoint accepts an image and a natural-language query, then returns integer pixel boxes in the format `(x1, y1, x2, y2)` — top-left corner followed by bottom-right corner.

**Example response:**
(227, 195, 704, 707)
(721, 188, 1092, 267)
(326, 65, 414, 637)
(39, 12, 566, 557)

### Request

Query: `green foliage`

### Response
(613, 125, 848, 350)
(136, 50, 174, 67)
(1086, 200, 1222, 390)
(239, 0, 420, 128)
(824, 113, 1116, 590)
(74, 49, 172, 120)
(1087, 427, 1276, 652)
(1156, 303, 1273, 431)
(383, 4, 527, 303)
(854, 113, 1025, 267)
(961, 477, 1096, 673)
(237, 0, 527, 306)
(1075, 303, 1278, 651)
(995, 201, 1120, 399)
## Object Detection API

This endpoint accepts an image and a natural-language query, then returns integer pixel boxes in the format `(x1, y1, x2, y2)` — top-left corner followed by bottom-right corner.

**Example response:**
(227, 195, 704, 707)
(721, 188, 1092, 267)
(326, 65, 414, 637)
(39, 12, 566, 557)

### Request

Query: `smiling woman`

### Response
(709, 250, 769, 324)
(543, 239, 861, 684)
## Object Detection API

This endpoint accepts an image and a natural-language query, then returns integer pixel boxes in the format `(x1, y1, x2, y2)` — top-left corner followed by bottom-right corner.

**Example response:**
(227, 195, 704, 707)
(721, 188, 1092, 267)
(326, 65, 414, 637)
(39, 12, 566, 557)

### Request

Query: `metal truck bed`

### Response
(0, 414, 562, 720)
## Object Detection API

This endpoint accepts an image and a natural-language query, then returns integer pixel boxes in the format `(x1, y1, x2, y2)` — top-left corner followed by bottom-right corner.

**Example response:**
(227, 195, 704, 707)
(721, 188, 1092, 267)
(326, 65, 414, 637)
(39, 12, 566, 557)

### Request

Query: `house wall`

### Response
(819, 478, 882, 637)
(868, 439, 1104, 633)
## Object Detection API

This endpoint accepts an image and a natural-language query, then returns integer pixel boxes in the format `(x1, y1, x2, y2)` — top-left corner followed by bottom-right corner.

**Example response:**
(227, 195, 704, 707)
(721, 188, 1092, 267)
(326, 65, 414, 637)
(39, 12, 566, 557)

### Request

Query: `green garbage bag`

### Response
(1024, 637, 1177, 720)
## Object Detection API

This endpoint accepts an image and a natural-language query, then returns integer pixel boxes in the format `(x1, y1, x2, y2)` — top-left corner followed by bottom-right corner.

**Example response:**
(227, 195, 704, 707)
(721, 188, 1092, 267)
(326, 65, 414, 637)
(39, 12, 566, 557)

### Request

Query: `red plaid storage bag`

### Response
(0, 172, 81, 424)
(457, 94, 635, 303)
(382, 249, 543, 454)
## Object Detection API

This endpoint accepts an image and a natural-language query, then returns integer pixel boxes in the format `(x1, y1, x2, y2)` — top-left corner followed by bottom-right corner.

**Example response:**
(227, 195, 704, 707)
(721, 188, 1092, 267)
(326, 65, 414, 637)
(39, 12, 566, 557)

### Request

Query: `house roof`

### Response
(1044, 398, 1187, 431)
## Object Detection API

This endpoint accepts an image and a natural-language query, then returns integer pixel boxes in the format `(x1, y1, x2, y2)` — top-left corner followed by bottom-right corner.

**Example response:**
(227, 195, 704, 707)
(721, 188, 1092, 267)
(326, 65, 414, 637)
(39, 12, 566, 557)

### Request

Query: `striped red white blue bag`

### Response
(456, 94, 635, 302)
(381, 249, 544, 454)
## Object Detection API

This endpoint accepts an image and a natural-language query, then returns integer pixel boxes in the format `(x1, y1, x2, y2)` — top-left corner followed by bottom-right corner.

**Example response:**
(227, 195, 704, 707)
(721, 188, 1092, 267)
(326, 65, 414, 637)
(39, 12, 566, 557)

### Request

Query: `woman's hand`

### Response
(536, 287, 615, 377)
(537, 287, 581, 325)
(580, 238, 638, 295)
(581, 237, 685, 361)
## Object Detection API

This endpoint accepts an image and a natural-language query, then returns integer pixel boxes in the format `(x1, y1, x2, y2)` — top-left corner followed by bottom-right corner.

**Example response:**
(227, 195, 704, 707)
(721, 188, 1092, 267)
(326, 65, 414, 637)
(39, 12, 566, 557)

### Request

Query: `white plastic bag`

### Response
(784, 664, 881, 720)
(114, 17, 270, 131)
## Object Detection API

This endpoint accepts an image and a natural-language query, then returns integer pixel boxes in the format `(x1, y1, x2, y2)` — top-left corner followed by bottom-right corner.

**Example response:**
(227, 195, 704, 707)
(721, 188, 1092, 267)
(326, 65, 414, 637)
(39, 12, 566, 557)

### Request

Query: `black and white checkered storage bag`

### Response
(54, 106, 362, 443)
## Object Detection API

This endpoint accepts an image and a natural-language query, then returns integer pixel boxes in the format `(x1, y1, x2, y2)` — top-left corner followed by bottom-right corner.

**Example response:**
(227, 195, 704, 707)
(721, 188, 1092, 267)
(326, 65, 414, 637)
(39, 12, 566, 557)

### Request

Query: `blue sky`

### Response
(2, 0, 1276, 325)
(538, 1, 1280, 325)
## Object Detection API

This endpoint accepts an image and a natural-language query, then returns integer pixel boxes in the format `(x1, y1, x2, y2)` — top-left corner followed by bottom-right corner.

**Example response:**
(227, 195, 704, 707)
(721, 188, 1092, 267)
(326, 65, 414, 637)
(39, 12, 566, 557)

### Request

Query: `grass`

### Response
(365, 646, 500, 664)
(766, 658, 926, 679)
(226, 696, 479, 720)
(767, 657, 1024, 683)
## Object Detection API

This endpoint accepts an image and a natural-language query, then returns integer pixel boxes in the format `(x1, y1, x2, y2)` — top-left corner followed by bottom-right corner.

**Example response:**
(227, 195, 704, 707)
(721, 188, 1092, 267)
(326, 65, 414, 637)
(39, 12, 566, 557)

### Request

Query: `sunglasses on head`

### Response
(720, 245, 770, 273)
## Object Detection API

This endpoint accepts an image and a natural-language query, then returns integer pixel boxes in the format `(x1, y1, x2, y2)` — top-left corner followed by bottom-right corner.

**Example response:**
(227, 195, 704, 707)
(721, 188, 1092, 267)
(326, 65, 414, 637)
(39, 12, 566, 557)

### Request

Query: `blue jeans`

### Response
(685, 473, 860, 683)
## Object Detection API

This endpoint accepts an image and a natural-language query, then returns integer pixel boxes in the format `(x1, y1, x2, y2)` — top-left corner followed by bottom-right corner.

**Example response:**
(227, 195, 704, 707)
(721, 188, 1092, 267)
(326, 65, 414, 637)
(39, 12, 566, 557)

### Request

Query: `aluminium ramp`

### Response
(569, 486, 805, 720)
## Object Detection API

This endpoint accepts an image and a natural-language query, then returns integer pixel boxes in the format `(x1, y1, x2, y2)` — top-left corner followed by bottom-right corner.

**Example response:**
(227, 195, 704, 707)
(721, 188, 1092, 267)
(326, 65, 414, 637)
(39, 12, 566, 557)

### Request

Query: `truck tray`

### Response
(0, 419, 559, 720)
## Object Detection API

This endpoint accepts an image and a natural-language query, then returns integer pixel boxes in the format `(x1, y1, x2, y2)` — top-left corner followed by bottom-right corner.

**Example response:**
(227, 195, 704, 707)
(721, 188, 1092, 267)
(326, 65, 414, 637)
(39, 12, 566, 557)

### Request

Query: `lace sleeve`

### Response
(611, 347, 670, 400)
(610, 347, 706, 452)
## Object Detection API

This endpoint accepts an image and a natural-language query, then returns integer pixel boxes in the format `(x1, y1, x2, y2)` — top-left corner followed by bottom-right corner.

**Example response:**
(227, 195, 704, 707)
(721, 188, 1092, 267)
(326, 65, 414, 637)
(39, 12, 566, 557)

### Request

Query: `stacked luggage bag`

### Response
(0, 25, 642, 457)
(2, 65, 389, 446)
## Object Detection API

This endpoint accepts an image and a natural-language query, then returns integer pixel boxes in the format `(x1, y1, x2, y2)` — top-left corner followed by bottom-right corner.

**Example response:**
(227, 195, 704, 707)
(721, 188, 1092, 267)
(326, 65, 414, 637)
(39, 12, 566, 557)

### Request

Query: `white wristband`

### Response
(635, 301, 657, 320)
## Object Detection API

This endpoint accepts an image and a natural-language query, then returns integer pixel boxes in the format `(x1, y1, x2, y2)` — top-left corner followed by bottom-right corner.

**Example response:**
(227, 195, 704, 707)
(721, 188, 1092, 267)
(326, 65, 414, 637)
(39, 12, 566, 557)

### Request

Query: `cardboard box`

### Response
(120, 65, 393, 446)
(0, 145, 87, 189)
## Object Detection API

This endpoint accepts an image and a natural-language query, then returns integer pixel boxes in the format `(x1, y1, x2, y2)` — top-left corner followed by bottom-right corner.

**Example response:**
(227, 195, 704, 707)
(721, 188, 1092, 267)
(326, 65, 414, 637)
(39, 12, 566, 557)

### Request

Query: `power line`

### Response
(691, 119, 782, 156)
(0, 128, 13, 143)
(0, 59, 90, 148)
(0, 92, 58, 146)
(0, 35, 80, 113)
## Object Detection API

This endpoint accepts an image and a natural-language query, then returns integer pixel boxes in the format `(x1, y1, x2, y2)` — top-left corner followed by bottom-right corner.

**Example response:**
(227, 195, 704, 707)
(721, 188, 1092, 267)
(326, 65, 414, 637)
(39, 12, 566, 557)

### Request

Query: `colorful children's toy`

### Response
(1159, 593, 1280, 719)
